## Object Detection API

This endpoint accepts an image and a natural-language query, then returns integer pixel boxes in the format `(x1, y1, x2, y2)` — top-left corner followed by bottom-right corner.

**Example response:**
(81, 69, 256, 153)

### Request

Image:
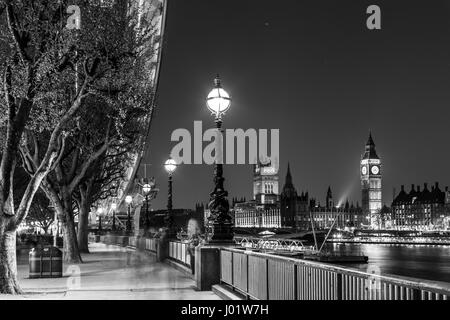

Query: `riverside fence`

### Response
(89, 234, 450, 300)
(220, 247, 450, 300)
(88, 234, 190, 267)
(168, 241, 191, 267)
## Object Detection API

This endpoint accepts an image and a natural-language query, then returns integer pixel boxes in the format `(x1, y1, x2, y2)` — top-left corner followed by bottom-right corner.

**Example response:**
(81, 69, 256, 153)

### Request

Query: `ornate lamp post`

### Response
(205, 75, 234, 243)
(97, 207, 104, 232)
(142, 182, 153, 234)
(164, 158, 177, 237)
(111, 202, 117, 231)
(125, 195, 133, 234)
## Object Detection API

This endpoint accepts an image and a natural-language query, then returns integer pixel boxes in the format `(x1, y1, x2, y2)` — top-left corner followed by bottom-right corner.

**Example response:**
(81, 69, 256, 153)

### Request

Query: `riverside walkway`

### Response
(2, 243, 219, 300)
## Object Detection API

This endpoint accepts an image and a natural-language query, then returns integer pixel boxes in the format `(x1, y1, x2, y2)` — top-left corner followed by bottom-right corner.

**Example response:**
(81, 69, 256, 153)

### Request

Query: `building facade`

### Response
(233, 201, 281, 228)
(392, 183, 450, 230)
(296, 189, 363, 231)
(233, 161, 282, 228)
(235, 164, 364, 230)
(309, 205, 364, 230)
(361, 133, 382, 228)
(233, 133, 379, 230)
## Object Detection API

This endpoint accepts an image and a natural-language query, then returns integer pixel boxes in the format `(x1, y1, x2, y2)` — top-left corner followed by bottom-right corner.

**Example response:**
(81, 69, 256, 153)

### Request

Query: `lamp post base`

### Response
(208, 222, 234, 244)
(160, 227, 176, 240)
(126, 221, 132, 235)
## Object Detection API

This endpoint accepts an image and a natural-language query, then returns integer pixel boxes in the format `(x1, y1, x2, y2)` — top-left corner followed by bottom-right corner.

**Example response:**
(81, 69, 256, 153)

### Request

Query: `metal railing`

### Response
(145, 237, 157, 252)
(90, 234, 158, 253)
(98, 234, 130, 247)
(89, 234, 188, 267)
(168, 241, 191, 267)
(220, 247, 450, 300)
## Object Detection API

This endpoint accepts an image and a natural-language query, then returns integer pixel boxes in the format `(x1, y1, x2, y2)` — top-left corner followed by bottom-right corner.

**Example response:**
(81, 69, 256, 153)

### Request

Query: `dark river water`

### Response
(323, 243, 450, 283)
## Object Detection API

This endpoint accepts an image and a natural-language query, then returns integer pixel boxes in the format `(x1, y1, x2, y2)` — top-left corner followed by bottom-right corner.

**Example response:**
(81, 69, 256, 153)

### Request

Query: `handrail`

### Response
(221, 247, 450, 299)
(168, 240, 191, 267)
(90, 234, 190, 267)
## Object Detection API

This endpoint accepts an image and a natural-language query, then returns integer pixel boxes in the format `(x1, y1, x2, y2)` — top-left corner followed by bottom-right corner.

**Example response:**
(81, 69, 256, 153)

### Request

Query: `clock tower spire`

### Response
(361, 132, 382, 228)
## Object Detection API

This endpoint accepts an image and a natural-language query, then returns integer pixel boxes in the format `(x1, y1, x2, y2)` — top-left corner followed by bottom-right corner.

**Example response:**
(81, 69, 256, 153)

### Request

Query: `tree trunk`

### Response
(0, 229, 22, 294)
(41, 181, 82, 263)
(77, 181, 93, 254)
(77, 202, 90, 253)
(62, 210, 82, 263)
(0, 148, 62, 295)
(60, 189, 82, 263)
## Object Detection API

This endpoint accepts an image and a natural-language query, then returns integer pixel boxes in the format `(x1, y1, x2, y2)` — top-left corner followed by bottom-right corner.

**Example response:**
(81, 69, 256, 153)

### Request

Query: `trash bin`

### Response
(29, 246, 63, 279)
(56, 236, 63, 248)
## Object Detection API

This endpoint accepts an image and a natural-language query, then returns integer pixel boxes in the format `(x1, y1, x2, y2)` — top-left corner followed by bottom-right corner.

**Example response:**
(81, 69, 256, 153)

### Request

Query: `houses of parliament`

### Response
(233, 133, 450, 231)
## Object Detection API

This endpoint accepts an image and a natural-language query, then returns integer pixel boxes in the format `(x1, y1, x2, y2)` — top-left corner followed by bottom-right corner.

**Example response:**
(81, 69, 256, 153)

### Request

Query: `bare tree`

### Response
(0, 0, 158, 293)
(0, 0, 77, 294)
(19, 1, 157, 264)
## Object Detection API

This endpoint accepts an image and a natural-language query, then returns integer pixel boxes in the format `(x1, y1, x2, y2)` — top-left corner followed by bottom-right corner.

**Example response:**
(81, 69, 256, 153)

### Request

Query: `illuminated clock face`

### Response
(361, 166, 367, 175)
(262, 167, 276, 175)
(371, 166, 380, 175)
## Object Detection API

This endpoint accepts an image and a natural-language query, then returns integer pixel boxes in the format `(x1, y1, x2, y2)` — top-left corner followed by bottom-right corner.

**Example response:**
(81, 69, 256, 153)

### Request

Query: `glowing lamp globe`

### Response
(125, 195, 133, 205)
(164, 158, 177, 175)
(111, 203, 117, 211)
(97, 208, 104, 215)
(206, 76, 231, 117)
(143, 183, 152, 194)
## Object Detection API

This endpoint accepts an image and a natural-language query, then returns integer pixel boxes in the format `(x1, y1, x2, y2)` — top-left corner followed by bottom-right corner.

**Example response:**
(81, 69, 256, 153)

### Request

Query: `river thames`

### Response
(326, 243, 450, 283)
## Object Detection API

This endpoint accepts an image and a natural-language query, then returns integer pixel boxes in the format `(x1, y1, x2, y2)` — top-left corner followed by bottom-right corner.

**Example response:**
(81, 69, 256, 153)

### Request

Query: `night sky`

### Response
(142, 0, 450, 210)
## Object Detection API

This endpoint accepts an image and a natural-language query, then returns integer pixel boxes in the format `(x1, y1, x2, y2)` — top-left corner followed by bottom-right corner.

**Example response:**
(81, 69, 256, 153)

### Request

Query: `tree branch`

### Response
(3, 64, 14, 117)
(68, 139, 81, 182)
(0, 98, 33, 209)
(13, 140, 62, 227)
(49, 133, 68, 172)
(68, 140, 110, 194)
(18, 145, 37, 176)
(5, 0, 29, 64)
(32, 133, 39, 165)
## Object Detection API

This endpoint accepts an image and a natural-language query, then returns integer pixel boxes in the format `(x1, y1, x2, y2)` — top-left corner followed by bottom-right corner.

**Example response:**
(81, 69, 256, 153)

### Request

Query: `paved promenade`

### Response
(1, 243, 219, 300)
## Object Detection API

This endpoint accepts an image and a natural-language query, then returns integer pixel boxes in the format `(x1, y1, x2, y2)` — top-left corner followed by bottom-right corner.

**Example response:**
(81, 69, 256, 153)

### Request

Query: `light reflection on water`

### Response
(325, 243, 450, 283)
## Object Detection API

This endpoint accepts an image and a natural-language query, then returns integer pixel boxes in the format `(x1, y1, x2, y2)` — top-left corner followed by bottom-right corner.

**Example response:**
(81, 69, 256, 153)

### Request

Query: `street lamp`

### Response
(142, 182, 153, 234)
(125, 195, 133, 234)
(111, 202, 117, 232)
(164, 158, 177, 237)
(97, 207, 104, 232)
(206, 76, 231, 119)
(205, 75, 234, 243)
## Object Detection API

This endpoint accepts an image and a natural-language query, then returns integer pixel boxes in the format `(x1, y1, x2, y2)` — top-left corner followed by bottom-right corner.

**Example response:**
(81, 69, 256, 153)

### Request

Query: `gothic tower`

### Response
(253, 160, 279, 205)
(326, 186, 333, 209)
(360, 132, 382, 227)
(280, 163, 298, 227)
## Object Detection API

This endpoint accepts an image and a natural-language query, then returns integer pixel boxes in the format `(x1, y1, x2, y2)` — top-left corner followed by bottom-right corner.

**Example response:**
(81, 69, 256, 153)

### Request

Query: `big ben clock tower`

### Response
(253, 159, 279, 205)
(360, 133, 382, 228)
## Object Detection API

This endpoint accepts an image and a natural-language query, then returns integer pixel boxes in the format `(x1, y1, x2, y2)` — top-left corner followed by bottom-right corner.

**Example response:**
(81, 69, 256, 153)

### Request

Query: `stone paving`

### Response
(0, 243, 220, 300)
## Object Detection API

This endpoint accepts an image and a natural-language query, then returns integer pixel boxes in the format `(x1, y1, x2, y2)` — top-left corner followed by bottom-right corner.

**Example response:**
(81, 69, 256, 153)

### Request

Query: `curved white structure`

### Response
(114, 0, 168, 214)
